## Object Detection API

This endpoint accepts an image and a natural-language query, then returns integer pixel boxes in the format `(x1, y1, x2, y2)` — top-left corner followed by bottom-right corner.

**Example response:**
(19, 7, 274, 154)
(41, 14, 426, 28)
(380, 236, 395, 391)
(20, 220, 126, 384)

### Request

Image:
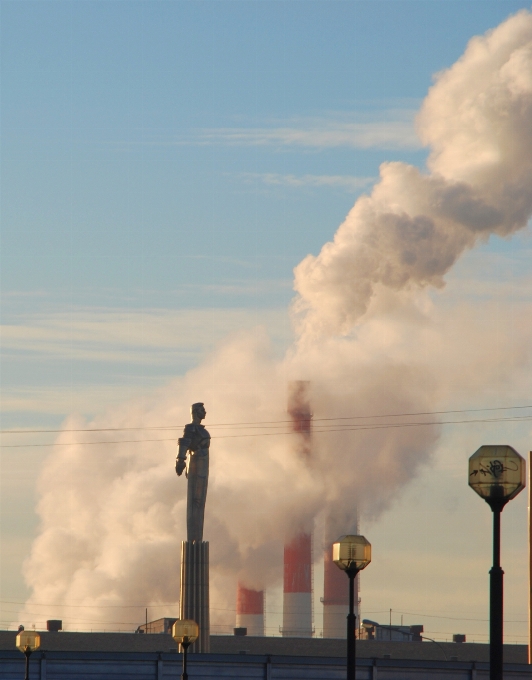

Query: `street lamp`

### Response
(16, 630, 40, 680)
(172, 619, 199, 680)
(469, 445, 526, 680)
(333, 535, 371, 680)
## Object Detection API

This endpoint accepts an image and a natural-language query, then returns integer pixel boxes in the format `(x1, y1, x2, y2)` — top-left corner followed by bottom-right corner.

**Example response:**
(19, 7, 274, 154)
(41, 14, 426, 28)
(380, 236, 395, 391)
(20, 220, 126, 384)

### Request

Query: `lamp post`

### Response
(172, 619, 199, 680)
(15, 630, 40, 680)
(332, 535, 371, 680)
(469, 445, 526, 680)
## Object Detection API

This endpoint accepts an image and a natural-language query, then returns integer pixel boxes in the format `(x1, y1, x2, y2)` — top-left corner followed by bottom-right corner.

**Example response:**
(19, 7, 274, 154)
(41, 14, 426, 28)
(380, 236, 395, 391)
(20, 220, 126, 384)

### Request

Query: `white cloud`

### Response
(189, 111, 421, 150)
(0, 307, 291, 364)
(239, 172, 375, 192)
(0, 386, 161, 415)
(0, 306, 292, 415)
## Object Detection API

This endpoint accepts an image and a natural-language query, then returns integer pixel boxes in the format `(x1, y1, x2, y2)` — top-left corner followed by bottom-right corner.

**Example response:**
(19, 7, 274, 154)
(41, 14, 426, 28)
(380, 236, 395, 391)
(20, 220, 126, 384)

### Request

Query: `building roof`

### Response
(0, 631, 527, 663)
(210, 636, 528, 663)
(0, 631, 179, 654)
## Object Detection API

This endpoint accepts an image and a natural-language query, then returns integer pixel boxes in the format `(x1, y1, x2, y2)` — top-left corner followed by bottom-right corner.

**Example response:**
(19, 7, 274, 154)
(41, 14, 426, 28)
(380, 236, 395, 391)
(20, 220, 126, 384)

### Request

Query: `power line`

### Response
(397, 610, 526, 623)
(1, 426, 182, 435)
(1, 600, 527, 624)
(2, 404, 532, 435)
(0, 438, 180, 449)
(2, 414, 532, 448)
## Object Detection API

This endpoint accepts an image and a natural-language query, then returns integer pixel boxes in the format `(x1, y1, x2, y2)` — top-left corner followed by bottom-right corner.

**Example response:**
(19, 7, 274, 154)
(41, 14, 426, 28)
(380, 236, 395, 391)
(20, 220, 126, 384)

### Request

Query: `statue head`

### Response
(191, 402, 206, 422)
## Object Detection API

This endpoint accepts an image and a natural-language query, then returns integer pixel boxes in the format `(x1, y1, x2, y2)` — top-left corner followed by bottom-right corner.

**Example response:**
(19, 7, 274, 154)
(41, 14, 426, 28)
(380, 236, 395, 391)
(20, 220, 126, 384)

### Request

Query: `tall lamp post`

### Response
(469, 445, 526, 680)
(172, 619, 199, 680)
(15, 630, 40, 680)
(333, 535, 371, 680)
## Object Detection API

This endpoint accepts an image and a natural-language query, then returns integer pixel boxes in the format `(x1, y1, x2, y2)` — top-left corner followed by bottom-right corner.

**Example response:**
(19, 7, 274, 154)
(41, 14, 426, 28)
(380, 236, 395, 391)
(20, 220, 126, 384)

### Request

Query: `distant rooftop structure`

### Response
(135, 618, 177, 636)
(361, 619, 424, 642)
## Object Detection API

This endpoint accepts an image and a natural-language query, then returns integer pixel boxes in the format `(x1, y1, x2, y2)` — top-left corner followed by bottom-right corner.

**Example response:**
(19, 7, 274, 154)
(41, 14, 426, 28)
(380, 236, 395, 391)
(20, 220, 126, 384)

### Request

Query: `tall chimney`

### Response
(236, 583, 264, 636)
(322, 513, 359, 638)
(282, 381, 313, 638)
(283, 532, 313, 637)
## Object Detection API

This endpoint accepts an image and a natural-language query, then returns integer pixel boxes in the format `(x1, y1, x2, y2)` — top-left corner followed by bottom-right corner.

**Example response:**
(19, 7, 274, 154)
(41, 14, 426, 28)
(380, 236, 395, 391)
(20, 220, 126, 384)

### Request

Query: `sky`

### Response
(2, 0, 532, 644)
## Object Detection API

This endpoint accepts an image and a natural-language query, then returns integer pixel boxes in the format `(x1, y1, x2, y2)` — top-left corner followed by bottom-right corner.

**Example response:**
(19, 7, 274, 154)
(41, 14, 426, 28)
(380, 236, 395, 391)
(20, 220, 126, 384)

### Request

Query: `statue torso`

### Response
(183, 422, 210, 453)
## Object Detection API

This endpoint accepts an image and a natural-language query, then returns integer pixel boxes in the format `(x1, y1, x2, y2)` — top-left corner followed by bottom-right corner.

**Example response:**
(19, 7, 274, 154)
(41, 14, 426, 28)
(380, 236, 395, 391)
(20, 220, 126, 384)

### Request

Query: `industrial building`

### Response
(1, 630, 531, 679)
(361, 620, 424, 642)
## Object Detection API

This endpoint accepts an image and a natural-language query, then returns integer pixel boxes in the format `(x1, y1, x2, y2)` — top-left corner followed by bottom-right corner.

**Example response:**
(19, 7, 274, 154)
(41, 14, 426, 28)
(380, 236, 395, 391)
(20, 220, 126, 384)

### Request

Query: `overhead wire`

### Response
(2, 403, 532, 435)
(2, 599, 527, 639)
(0, 599, 527, 624)
(2, 404, 530, 636)
(1, 412, 532, 448)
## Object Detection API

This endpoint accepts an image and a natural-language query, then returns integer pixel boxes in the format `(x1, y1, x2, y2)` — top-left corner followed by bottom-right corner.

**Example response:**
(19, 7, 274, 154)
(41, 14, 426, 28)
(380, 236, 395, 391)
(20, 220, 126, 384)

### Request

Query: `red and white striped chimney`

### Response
(283, 532, 313, 637)
(323, 514, 359, 638)
(282, 381, 313, 638)
(236, 583, 264, 636)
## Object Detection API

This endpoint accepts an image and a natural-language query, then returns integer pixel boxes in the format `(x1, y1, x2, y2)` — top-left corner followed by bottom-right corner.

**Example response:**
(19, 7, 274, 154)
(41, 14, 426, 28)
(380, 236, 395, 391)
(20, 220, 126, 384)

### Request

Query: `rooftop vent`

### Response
(46, 620, 62, 632)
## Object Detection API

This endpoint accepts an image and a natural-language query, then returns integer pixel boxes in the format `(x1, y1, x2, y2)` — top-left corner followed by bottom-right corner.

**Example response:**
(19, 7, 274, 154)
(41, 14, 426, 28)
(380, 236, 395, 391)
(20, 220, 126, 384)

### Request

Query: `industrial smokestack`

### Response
(322, 514, 358, 638)
(287, 380, 311, 459)
(282, 381, 313, 638)
(236, 583, 264, 636)
(283, 532, 313, 637)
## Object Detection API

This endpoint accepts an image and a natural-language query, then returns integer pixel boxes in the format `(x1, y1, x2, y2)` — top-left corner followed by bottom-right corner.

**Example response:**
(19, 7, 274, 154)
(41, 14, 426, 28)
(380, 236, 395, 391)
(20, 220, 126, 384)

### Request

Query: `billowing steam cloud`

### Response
(22, 329, 441, 632)
(20, 11, 532, 633)
(294, 10, 532, 335)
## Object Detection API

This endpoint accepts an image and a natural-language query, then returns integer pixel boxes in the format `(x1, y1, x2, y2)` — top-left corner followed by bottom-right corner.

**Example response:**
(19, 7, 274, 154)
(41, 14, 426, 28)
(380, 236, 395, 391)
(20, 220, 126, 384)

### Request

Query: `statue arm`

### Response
(176, 436, 191, 477)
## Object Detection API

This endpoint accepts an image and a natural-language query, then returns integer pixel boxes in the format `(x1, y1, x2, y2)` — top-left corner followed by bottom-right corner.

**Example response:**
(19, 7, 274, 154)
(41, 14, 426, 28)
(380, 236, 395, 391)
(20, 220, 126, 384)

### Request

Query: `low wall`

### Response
(0, 651, 531, 680)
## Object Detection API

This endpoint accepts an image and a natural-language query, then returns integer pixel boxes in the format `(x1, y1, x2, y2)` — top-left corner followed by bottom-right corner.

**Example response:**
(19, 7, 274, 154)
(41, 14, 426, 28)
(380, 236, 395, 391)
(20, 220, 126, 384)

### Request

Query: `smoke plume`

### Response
(294, 10, 532, 336)
(20, 11, 532, 633)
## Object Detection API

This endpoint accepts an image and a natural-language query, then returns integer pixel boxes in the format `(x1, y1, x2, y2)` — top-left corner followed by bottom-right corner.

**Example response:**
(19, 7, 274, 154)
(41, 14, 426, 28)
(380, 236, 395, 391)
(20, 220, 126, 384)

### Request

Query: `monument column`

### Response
(180, 541, 210, 652)
(176, 403, 211, 653)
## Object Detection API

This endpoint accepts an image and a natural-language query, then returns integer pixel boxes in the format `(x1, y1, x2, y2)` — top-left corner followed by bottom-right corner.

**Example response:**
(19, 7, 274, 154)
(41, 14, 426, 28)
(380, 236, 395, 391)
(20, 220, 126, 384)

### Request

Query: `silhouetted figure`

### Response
(176, 403, 210, 542)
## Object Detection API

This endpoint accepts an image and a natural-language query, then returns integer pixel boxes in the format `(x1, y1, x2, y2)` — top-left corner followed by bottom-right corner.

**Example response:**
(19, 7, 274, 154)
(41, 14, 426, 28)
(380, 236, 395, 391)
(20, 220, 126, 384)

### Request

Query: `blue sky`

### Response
(3, 1, 527, 307)
(2, 0, 528, 418)
(2, 0, 532, 641)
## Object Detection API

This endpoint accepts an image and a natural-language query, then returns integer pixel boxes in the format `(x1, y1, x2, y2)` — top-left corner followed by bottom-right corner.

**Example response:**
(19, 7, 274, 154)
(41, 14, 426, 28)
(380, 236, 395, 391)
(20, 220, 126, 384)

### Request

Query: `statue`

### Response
(176, 402, 210, 543)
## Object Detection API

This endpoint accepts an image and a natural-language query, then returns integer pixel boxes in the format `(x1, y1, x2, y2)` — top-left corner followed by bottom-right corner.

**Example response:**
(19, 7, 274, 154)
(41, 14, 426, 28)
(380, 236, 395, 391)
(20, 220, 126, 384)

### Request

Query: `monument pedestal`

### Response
(180, 541, 210, 653)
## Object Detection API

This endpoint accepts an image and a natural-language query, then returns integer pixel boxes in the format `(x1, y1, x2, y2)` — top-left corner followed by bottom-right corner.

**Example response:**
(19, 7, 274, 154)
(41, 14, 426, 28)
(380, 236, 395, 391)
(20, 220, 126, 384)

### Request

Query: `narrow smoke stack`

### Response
(287, 380, 312, 459)
(283, 381, 313, 638)
(323, 548, 351, 638)
(236, 584, 264, 637)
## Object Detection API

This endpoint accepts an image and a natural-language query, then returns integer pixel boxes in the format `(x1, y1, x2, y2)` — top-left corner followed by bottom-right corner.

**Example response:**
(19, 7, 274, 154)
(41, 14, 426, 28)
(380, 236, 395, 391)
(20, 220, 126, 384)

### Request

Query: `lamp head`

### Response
(469, 445, 525, 508)
(16, 630, 40, 654)
(332, 534, 371, 573)
(172, 619, 199, 647)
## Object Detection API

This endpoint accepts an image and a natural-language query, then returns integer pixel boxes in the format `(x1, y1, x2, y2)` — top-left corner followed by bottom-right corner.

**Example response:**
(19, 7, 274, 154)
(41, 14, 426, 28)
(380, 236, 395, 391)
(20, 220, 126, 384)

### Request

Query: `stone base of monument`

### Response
(180, 541, 210, 653)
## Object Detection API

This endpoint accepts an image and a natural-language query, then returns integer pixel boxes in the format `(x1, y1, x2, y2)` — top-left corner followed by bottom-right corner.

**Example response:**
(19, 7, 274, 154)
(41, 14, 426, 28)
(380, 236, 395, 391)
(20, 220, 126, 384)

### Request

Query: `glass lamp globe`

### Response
(16, 630, 41, 653)
(172, 619, 199, 646)
(332, 535, 371, 572)
(469, 445, 525, 504)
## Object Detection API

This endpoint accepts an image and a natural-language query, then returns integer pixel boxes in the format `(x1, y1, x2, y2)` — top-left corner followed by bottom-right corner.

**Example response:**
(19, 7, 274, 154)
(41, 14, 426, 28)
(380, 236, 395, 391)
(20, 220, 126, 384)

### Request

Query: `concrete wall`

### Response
(1, 651, 532, 680)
